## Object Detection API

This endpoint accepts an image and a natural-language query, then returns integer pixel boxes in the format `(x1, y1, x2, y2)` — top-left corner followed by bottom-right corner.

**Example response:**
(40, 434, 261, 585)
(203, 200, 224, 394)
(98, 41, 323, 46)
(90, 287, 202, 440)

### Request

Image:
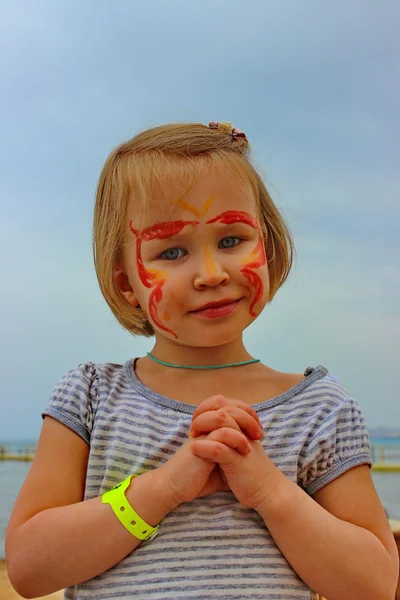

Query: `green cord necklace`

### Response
(146, 352, 260, 370)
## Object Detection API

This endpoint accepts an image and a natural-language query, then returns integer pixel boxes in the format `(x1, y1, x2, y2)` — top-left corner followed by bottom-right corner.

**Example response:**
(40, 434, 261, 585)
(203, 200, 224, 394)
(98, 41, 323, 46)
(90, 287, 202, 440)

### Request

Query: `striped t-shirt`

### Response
(42, 359, 372, 600)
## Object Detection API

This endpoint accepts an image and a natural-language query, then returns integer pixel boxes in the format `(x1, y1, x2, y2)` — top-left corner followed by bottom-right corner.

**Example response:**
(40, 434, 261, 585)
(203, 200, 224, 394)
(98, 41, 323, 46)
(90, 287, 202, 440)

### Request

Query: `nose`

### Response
(193, 243, 230, 289)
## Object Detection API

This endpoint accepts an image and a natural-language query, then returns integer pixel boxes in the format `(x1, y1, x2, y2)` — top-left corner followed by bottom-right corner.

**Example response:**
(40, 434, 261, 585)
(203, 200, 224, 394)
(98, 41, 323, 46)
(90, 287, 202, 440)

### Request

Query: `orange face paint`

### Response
(207, 210, 266, 316)
(130, 219, 199, 338)
(241, 237, 267, 316)
(175, 194, 216, 218)
(130, 203, 266, 338)
(203, 243, 218, 275)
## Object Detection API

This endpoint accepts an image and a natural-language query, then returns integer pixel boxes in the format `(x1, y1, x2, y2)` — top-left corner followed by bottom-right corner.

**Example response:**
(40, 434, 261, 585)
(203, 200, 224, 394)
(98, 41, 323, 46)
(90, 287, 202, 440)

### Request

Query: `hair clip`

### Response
(208, 121, 248, 142)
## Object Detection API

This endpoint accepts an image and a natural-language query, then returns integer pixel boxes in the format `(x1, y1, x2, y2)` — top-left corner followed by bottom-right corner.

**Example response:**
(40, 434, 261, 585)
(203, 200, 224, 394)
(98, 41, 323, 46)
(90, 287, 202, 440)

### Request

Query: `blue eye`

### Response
(160, 247, 186, 260)
(218, 236, 240, 249)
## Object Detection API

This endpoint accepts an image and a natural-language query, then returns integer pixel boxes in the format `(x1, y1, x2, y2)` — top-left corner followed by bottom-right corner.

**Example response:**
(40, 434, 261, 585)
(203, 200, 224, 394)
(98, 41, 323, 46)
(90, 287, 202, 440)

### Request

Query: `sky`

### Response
(0, 1, 399, 440)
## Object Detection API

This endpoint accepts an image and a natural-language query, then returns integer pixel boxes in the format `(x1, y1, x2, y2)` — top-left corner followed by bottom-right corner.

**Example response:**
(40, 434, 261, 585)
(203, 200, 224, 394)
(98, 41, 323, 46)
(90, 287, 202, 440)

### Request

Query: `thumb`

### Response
(219, 467, 228, 485)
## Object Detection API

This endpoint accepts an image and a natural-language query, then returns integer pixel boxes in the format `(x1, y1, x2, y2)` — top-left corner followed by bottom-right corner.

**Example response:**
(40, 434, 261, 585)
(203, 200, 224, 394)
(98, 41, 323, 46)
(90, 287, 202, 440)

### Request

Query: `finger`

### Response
(208, 427, 252, 455)
(192, 395, 262, 427)
(191, 412, 241, 437)
(191, 407, 263, 441)
(196, 465, 230, 498)
(191, 438, 246, 464)
(192, 395, 229, 420)
(219, 466, 228, 485)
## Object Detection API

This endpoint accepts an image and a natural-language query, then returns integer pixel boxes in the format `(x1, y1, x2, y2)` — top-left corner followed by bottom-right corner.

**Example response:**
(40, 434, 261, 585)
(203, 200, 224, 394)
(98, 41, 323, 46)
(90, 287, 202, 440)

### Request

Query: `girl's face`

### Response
(117, 170, 270, 348)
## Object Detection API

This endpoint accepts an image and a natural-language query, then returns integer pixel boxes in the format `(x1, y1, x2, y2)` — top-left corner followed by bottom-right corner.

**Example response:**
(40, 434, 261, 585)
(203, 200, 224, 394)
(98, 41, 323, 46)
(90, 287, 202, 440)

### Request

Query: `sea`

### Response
(1, 438, 400, 559)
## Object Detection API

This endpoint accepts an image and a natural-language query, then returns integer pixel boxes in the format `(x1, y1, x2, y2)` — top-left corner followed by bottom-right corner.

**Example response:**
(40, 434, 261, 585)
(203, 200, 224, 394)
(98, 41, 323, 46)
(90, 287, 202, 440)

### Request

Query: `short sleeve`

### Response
(41, 362, 99, 445)
(298, 397, 372, 496)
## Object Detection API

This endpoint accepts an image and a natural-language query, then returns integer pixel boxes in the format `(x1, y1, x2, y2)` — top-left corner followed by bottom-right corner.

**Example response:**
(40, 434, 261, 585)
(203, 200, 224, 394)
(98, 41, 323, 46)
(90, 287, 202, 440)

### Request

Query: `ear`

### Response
(113, 264, 140, 308)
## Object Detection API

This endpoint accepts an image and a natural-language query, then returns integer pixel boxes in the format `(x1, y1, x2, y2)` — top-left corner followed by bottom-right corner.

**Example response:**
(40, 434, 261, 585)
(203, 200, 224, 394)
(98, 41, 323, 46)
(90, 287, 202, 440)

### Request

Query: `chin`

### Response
(180, 323, 251, 348)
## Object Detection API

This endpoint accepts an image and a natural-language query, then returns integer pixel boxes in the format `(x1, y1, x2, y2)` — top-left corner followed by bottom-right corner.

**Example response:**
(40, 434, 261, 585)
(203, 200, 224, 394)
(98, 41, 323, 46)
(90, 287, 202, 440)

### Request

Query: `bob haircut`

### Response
(93, 123, 295, 337)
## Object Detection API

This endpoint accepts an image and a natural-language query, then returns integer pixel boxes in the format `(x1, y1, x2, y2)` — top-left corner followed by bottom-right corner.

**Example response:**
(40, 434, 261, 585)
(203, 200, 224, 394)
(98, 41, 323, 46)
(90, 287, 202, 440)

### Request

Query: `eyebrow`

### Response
(130, 220, 199, 241)
(205, 211, 258, 230)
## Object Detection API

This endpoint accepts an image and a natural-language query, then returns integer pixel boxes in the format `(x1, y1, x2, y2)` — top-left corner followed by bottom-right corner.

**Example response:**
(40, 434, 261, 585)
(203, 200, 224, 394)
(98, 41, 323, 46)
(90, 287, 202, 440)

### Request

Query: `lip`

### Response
(190, 299, 241, 319)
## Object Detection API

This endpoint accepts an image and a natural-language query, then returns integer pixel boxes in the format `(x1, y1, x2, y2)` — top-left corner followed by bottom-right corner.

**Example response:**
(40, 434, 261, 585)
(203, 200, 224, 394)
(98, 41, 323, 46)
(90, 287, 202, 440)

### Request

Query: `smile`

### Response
(190, 299, 241, 319)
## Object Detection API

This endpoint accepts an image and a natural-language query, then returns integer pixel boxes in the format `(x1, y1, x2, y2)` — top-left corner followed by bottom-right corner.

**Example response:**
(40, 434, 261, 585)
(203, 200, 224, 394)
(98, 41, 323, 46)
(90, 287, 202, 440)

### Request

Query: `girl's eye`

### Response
(218, 236, 241, 249)
(160, 247, 186, 260)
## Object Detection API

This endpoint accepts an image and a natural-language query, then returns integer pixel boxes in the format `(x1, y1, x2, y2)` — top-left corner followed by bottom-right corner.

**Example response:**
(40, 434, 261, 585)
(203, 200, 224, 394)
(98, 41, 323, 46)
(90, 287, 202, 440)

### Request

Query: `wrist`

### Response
(253, 470, 294, 521)
(125, 469, 176, 526)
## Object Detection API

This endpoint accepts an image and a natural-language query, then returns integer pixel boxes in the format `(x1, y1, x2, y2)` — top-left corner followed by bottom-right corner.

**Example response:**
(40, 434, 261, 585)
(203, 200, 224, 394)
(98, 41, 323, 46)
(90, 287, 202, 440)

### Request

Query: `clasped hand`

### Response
(189, 395, 280, 512)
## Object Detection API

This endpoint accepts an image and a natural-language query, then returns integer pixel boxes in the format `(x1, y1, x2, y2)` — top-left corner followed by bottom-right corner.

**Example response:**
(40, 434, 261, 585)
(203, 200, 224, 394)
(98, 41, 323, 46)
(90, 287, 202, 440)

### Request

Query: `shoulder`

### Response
(298, 366, 358, 411)
(55, 360, 127, 389)
(299, 368, 371, 449)
(271, 365, 354, 411)
(284, 366, 370, 445)
(43, 361, 131, 443)
(46, 360, 130, 413)
(296, 369, 372, 494)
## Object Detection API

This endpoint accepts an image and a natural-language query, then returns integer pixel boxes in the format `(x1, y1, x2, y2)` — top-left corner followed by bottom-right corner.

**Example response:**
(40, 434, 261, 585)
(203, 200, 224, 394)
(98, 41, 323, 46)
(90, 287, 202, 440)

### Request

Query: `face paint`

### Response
(203, 243, 218, 275)
(241, 237, 267, 316)
(130, 219, 199, 338)
(175, 194, 216, 218)
(206, 210, 258, 229)
(207, 210, 266, 316)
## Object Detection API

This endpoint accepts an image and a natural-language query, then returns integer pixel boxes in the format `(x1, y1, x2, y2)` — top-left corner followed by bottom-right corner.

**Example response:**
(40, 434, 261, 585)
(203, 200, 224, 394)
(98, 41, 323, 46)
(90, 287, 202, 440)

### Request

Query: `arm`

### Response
(189, 397, 398, 600)
(392, 528, 400, 600)
(6, 417, 173, 598)
(256, 464, 399, 600)
(6, 413, 257, 598)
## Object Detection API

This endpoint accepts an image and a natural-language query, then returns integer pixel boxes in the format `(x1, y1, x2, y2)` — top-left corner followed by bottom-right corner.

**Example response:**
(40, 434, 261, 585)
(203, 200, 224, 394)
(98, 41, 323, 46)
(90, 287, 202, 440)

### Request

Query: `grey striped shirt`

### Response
(42, 359, 372, 599)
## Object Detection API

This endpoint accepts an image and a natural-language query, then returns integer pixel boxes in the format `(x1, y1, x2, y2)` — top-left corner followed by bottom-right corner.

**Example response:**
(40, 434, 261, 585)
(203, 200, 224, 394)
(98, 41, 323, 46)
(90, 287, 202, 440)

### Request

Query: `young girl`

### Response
(6, 122, 398, 600)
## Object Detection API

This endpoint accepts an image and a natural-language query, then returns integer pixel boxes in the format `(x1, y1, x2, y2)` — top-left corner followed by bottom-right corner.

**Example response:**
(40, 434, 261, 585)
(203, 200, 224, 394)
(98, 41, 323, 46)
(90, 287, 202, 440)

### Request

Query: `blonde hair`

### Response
(93, 123, 295, 336)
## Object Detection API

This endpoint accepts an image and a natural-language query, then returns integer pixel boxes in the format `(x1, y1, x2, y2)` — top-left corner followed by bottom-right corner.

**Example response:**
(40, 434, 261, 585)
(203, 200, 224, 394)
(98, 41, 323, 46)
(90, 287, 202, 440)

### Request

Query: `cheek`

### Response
(259, 264, 270, 298)
(240, 258, 269, 317)
(256, 266, 270, 313)
(129, 268, 150, 308)
(162, 278, 187, 310)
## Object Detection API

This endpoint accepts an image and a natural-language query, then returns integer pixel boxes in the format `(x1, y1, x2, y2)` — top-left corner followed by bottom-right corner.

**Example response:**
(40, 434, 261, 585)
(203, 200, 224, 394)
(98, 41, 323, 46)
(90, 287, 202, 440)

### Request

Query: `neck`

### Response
(149, 336, 254, 368)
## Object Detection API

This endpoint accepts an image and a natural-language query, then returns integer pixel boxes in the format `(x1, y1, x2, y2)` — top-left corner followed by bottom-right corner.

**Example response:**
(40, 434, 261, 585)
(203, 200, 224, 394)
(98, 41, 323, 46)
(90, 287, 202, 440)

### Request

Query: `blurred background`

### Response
(0, 0, 399, 576)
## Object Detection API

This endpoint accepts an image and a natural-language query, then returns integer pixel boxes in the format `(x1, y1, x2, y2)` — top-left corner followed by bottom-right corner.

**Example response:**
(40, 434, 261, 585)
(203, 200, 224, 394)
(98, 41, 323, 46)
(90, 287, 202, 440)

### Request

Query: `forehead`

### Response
(128, 168, 257, 230)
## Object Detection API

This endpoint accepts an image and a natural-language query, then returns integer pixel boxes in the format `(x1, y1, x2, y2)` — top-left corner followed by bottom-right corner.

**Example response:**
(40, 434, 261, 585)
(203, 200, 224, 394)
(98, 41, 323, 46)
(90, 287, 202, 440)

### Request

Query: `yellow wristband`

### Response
(102, 474, 160, 541)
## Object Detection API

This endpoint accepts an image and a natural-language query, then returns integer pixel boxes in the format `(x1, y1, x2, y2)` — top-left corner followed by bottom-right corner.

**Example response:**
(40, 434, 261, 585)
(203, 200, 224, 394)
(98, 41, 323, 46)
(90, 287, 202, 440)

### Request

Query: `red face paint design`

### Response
(241, 236, 267, 316)
(207, 210, 266, 316)
(206, 210, 259, 229)
(130, 220, 199, 338)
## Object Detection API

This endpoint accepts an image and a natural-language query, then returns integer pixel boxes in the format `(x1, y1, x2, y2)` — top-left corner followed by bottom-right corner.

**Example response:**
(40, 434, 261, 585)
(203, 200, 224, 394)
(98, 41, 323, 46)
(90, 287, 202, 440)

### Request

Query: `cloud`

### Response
(0, 1, 399, 437)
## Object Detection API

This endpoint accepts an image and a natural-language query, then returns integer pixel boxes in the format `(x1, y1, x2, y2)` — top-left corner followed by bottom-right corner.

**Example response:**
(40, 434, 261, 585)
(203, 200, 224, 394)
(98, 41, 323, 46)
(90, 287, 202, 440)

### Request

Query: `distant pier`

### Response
(372, 463, 400, 472)
(0, 446, 36, 462)
(0, 453, 35, 462)
(1, 444, 400, 470)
